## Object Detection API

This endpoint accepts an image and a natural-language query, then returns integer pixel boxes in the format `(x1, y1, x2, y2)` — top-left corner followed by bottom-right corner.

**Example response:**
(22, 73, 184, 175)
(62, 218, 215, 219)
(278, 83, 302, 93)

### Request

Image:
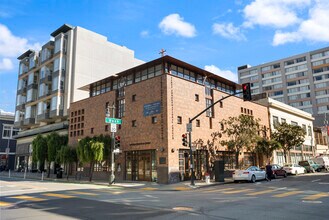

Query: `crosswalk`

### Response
(0, 186, 328, 208)
(202, 187, 329, 201)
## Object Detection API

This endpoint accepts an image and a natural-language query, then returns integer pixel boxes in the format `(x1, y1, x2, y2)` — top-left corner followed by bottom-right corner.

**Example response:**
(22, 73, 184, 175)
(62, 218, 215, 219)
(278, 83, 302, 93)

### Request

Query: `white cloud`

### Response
(159, 14, 196, 38)
(272, 0, 329, 45)
(140, 30, 149, 38)
(0, 23, 41, 73)
(204, 65, 238, 83)
(212, 23, 246, 41)
(0, 109, 14, 116)
(243, 0, 311, 28)
(0, 58, 13, 72)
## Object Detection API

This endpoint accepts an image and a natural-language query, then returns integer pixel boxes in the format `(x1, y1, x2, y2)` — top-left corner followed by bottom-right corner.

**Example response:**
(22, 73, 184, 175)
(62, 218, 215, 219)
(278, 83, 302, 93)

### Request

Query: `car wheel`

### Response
(250, 175, 256, 183)
(273, 173, 277, 179)
(284, 172, 287, 178)
(295, 170, 298, 175)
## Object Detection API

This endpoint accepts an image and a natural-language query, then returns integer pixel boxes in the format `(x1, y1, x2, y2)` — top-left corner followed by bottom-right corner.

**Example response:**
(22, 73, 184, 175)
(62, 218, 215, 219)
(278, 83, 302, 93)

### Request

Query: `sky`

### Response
(1, 0, 329, 113)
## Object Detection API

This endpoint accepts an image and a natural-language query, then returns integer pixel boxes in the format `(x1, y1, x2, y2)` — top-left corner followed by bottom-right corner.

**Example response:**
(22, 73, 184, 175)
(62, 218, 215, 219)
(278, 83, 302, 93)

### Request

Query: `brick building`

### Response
(69, 56, 269, 184)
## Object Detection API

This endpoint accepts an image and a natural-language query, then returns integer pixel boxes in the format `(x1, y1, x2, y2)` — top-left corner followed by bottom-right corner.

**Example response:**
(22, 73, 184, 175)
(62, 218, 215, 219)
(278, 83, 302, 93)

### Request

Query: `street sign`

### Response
(186, 123, 192, 132)
(113, 148, 122, 154)
(111, 124, 117, 132)
(105, 117, 122, 124)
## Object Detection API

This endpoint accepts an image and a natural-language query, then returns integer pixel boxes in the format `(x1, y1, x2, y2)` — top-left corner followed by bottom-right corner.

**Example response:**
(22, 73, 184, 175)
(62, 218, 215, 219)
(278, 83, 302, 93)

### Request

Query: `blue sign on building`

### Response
(144, 101, 161, 116)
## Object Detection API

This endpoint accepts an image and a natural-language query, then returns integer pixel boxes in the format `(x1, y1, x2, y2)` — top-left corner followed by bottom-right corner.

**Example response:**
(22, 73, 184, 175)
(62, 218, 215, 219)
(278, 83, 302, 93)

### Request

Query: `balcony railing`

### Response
(23, 117, 36, 126)
(37, 111, 50, 122)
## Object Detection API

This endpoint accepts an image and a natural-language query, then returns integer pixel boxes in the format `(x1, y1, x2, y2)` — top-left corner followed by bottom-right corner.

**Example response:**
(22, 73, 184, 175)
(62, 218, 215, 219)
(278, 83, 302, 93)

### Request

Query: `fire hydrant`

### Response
(205, 172, 210, 184)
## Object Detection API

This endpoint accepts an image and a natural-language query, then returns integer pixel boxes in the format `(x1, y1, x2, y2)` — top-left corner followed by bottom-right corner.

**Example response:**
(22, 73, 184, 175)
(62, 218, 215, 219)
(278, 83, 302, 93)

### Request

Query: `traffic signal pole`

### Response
(109, 104, 116, 185)
(188, 91, 243, 186)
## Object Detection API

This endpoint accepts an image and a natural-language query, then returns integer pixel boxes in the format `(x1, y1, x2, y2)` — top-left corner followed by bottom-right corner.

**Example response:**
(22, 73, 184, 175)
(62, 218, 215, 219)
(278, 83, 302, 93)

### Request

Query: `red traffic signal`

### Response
(182, 133, 188, 146)
(242, 83, 252, 101)
(115, 136, 121, 148)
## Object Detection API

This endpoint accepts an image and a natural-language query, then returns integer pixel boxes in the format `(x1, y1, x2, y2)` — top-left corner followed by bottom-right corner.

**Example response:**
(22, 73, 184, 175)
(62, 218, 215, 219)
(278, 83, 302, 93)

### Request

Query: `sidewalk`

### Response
(0, 171, 233, 191)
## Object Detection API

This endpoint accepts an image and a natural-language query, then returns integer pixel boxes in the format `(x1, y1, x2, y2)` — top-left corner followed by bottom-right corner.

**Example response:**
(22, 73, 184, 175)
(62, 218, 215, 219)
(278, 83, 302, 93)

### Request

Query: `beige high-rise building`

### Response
(238, 47, 329, 128)
(14, 24, 143, 171)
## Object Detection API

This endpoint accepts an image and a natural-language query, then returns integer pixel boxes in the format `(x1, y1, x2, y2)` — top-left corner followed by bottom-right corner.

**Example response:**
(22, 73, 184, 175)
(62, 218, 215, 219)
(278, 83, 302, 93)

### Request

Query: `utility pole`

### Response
(106, 103, 116, 185)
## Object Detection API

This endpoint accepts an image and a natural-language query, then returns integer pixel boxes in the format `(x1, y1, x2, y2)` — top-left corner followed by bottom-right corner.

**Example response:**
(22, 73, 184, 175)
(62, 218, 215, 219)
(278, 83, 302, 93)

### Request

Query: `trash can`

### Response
(56, 168, 63, 178)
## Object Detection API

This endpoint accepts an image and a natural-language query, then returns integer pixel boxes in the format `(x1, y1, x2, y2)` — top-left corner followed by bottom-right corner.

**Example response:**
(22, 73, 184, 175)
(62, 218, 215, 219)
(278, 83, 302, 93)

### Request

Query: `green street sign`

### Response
(105, 117, 122, 124)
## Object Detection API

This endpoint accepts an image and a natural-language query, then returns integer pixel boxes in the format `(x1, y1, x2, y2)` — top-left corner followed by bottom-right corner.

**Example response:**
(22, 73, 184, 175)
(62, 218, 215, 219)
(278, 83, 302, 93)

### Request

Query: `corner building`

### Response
(69, 56, 269, 184)
(14, 24, 143, 171)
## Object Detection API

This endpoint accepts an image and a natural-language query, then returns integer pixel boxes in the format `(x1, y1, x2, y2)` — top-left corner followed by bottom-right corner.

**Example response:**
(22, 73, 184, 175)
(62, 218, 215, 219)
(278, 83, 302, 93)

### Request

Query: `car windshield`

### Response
(299, 161, 309, 166)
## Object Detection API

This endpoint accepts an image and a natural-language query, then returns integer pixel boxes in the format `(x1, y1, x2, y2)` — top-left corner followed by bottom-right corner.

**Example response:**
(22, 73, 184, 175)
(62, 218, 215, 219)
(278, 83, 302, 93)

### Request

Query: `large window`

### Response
(51, 96, 58, 110)
(54, 38, 61, 53)
(117, 99, 125, 118)
(2, 125, 19, 139)
(52, 76, 59, 91)
(54, 58, 60, 72)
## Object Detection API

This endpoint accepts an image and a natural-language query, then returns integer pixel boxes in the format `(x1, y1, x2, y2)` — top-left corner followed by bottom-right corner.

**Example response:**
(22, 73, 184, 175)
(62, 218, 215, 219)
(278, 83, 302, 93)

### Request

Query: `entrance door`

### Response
(138, 155, 151, 181)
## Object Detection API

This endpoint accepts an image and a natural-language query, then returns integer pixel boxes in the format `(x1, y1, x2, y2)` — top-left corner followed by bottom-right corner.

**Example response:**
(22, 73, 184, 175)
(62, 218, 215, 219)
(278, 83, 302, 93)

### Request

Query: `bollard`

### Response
(9, 169, 11, 178)
(41, 172, 44, 181)
(205, 172, 210, 184)
(24, 168, 27, 179)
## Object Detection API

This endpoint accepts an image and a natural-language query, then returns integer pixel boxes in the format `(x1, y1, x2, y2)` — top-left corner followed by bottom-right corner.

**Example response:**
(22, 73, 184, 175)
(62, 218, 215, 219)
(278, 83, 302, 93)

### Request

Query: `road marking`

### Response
(69, 191, 98, 196)
(10, 195, 46, 202)
(173, 187, 190, 191)
(42, 193, 76, 198)
(272, 191, 303, 198)
(0, 201, 12, 207)
(302, 193, 329, 200)
(302, 200, 323, 204)
(311, 179, 321, 182)
(203, 188, 235, 193)
(318, 182, 329, 185)
(246, 189, 277, 196)
(140, 187, 157, 191)
(223, 189, 253, 194)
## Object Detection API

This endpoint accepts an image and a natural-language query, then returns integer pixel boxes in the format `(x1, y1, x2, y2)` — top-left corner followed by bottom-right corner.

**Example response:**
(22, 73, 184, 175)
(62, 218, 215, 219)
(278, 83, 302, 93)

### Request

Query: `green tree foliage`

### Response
(46, 132, 62, 177)
(76, 136, 105, 181)
(272, 122, 306, 163)
(255, 138, 281, 163)
(31, 134, 48, 171)
(221, 115, 261, 169)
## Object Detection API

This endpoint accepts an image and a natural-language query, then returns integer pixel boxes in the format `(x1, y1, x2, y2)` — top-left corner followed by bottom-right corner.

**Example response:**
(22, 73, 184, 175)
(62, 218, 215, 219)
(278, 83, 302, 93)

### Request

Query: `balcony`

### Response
(17, 87, 27, 95)
(16, 103, 26, 111)
(37, 111, 51, 122)
(23, 118, 36, 126)
(40, 75, 52, 84)
(14, 120, 24, 128)
(49, 109, 64, 118)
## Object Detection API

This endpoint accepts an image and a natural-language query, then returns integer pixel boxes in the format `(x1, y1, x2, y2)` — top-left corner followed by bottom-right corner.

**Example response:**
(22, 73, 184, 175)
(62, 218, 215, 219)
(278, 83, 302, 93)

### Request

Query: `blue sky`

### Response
(1, 0, 329, 113)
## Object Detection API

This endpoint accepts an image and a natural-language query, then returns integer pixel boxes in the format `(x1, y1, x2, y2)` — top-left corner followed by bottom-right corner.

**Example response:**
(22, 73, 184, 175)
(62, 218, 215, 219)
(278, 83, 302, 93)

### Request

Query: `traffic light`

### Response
(115, 135, 121, 148)
(182, 133, 188, 146)
(242, 83, 252, 101)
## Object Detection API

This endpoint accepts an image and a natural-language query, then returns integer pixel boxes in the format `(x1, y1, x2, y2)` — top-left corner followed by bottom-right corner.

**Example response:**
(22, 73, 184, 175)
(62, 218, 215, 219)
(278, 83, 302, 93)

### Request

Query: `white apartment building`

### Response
(257, 98, 315, 166)
(14, 24, 143, 171)
(238, 47, 329, 128)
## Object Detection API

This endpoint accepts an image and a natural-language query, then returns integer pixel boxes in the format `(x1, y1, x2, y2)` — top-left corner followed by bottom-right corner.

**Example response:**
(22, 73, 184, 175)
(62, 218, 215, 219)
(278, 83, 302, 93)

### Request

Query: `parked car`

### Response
(233, 166, 266, 183)
(298, 160, 321, 173)
(282, 164, 306, 175)
(271, 164, 287, 178)
(312, 156, 329, 171)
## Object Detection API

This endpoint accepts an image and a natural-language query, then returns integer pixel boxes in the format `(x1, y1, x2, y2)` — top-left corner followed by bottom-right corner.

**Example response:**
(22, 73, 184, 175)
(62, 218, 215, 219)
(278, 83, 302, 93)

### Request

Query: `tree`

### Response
(32, 134, 48, 172)
(272, 122, 306, 163)
(221, 115, 261, 169)
(58, 145, 77, 179)
(46, 132, 62, 177)
(76, 136, 104, 181)
(255, 138, 281, 163)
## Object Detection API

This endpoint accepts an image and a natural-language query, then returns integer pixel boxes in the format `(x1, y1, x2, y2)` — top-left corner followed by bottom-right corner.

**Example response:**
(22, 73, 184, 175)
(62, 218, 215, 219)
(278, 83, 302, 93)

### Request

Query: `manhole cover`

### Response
(173, 206, 194, 211)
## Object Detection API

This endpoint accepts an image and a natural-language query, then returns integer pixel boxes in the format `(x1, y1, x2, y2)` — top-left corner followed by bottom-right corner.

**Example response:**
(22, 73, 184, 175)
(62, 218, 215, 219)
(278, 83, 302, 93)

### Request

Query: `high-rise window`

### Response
(52, 76, 59, 91)
(54, 58, 60, 72)
(54, 38, 61, 53)
(51, 96, 58, 110)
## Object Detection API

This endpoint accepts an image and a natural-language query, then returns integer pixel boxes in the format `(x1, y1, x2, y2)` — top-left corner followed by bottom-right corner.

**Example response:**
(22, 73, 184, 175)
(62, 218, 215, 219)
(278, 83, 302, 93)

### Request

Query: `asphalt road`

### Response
(1, 172, 329, 220)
